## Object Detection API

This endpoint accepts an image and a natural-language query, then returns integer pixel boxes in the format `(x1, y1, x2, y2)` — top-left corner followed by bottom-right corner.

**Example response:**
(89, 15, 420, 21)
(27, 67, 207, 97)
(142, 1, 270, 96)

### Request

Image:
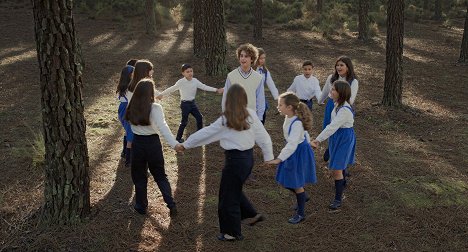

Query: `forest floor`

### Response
(1, 1, 467, 251)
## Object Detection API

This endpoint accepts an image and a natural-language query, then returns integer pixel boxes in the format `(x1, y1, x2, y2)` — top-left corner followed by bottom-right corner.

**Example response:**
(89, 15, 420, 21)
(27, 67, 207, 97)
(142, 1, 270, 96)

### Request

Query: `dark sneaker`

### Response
(328, 200, 342, 212)
(288, 214, 305, 224)
(217, 233, 244, 241)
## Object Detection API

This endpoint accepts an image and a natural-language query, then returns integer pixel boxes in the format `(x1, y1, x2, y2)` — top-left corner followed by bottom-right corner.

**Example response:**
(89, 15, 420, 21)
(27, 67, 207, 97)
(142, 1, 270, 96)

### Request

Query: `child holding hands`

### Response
(267, 92, 317, 224)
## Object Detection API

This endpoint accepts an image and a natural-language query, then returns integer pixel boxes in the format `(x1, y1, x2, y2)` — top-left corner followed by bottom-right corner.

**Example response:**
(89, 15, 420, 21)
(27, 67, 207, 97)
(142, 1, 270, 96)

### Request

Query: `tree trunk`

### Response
(358, 0, 369, 41)
(145, 0, 156, 35)
(204, 0, 227, 76)
(382, 0, 405, 106)
(458, 6, 468, 63)
(32, 0, 90, 224)
(193, 0, 205, 58)
(253, 0, 263, 40)
(317, 0, 323, 12)
(434, 0, 442, 20)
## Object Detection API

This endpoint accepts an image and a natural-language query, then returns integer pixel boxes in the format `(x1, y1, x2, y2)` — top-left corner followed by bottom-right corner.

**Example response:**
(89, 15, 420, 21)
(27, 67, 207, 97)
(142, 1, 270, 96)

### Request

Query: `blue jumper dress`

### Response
(328, 106, 356, 170)
(118, 95, 134, 142)
(276, 118, 317, 188)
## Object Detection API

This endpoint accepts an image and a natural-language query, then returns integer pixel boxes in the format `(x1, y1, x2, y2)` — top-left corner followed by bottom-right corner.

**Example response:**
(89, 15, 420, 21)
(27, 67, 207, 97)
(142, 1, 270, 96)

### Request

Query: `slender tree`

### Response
(32, 0, 90, 224)
(253, 0, 263, 40)
(358, 0, 370, 41)
(382, 0, 405, 106)
(145, 0, 156, 35)
(193, 0, 205, 57)
(434, 0, 442, 20)
(317, 0, 323, 12)
(458, 6, 468, 63)
(204, 0, 227, 76)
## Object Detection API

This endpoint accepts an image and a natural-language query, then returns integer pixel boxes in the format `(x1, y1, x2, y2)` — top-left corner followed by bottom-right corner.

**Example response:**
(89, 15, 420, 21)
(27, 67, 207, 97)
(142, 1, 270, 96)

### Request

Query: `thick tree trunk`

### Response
(458, 6, 468, 63)
(382, 0, 405, 106)
(317, 0, 323, 12)
(145, 0, 156, 35)
(358, 0, 369, 41)
(434, 0, 442, 20)
(253, 0, 263, 40)
(193, 0, 205, 58)
(32, 0, 90, 224)
(204, 0, 227, 76)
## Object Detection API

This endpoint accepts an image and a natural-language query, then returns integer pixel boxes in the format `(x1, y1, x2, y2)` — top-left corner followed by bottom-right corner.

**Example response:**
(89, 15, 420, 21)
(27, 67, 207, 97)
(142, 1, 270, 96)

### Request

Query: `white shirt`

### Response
(257, 67, 279, 100)
(159, 77, 217, 101)
(130, 103, 178, 148)
(183, 108, 274, 161)
(315, 102, 354, 142)
(278, 116, 311, 161)
(287, 74, 322, 101)
(319, 74, 359, 105)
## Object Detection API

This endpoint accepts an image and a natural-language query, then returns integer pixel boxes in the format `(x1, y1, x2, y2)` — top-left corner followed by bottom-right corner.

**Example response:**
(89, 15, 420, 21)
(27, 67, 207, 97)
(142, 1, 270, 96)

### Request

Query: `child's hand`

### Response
(266, 159, 281, 165)
(174, 144, 185, 153)
(217, 88, 224, 94)
(310, 140, 319, 149)
(156, 95, 163, 100)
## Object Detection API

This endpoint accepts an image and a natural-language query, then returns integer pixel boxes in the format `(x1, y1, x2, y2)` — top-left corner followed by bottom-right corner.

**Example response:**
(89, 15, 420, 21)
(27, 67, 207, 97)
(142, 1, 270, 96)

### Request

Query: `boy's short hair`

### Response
(302, 60, 314, 68)
(127, 59, 138, 66)
(181, 63, 192, 72)
(236, 43, 259, 64)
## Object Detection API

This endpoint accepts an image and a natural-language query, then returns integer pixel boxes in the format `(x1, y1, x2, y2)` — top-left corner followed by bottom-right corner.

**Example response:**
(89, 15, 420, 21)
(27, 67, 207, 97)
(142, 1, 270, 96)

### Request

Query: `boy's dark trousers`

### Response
(300, 99, 313, 110)
(218, 149, 257, 237)
(176, 100, 203, 141)
(131, 134, 175, 210)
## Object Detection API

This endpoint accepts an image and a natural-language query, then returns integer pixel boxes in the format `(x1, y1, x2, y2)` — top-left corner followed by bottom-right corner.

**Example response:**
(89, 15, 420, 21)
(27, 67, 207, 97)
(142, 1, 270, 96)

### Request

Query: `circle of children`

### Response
(116, 43, 358, 242)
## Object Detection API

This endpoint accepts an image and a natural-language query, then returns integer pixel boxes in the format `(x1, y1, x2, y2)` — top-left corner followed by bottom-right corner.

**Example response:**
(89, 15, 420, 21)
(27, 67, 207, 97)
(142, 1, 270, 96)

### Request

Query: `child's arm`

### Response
(255, 81, 266, 120)
(250, 111, 274, 161)
(349, 79, 359, 105)
(221, 78, 231, 111)
(158, 81, 181, 99)
(183, 116, 224, 149)
(315, 108, 353, 142)
(310, 77, 322, 101)
(265, 72, 279, 100)
(287, 76, 298, 93)
(195, 78, 218, 93)
(277, 122, 305, 161)
(318, 75, 332, 104)
(150, 104, 178, 148)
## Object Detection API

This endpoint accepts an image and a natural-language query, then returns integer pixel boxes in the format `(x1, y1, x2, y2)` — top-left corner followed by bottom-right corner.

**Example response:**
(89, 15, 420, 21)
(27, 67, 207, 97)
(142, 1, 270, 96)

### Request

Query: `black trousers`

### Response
(300, 99, 313, 110)
(131, 134, 175, 210)
(176, 100, 203, 140)
(218, 148, 257, 237)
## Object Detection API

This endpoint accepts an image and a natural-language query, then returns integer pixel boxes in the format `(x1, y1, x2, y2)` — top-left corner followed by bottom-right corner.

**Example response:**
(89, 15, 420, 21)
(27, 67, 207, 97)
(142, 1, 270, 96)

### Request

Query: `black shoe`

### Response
(134, 205, 146, 215)
(288, 214, 305, 224)
(217, 233, 244, 241)
(328, 200, 342, 212)
(169, 206, 178, 217)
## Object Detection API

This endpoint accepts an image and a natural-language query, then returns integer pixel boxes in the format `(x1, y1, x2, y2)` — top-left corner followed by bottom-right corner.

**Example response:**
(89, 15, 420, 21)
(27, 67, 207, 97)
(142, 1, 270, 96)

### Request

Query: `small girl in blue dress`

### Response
(267, 92, 317, 224)
(116, 64, 134, 166)
(311, 80, 356, 212)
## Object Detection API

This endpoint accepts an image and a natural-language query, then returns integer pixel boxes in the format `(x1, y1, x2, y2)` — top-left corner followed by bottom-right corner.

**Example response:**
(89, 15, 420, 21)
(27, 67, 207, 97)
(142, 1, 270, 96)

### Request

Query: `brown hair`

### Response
(236, 43, 259, 65)
(253, 47, 268, 72)
(125, 78, 155, 126)
(128, 60, 153, 92)
(302, 60, 314, 68)
(331, 56, 357, 83)
(333, 80, 351, 107)
(181, 63, 192, 72)
(224, 84, 250, 131)
(278, 92, 313, 131)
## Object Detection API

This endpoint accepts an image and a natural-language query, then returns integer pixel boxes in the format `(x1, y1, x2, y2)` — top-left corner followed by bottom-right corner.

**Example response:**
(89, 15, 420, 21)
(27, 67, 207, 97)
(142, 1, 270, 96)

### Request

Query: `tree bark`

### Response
(253, 0, 263, 40)
(193, 0, 205, 58)
(458, 6, 468, 63)
(358, 0, 369, 41)
(32, 0, 90, 224)
(145, 0, 156, 35)
(382, 0, 405, 106)
(434, 0, 442, 20)
(317, 0, 323, 12)
(204, 0, 227, 76)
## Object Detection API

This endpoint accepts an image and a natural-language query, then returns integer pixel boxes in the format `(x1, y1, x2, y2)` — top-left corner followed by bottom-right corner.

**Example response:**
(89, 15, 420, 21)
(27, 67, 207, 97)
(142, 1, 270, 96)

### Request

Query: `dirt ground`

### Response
(1, 1, 467, 251)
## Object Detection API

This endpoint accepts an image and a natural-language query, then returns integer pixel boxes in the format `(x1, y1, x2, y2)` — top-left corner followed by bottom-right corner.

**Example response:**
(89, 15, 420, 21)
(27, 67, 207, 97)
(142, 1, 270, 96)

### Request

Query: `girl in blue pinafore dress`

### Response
(116, 65, 134, 166)
(312, 80, 356, 212)
(267, 92, 317, 224)
(318, 56, 358, 168)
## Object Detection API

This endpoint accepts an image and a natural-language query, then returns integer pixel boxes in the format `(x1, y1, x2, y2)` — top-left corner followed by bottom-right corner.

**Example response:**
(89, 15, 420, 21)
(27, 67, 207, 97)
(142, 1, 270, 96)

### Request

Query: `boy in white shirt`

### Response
(287, 61, 322, 110)
(157, 64, 223, 143)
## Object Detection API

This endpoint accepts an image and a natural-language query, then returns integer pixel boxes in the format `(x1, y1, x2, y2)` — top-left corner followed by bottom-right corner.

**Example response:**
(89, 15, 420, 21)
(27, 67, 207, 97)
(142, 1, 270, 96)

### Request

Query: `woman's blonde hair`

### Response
(278, 92, 313, 131)
(224, 84, 250, 131)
